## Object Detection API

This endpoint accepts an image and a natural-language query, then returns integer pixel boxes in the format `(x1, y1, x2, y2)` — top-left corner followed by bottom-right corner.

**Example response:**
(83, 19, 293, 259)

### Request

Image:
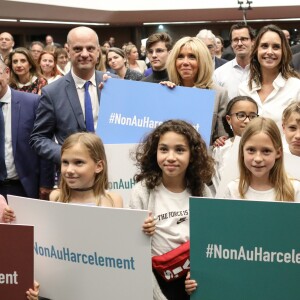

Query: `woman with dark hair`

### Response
(239, 24, 300, 126)
(106, 47, 143, 80)
(215, 35, 225, 59)
(7, 47, 47, 94)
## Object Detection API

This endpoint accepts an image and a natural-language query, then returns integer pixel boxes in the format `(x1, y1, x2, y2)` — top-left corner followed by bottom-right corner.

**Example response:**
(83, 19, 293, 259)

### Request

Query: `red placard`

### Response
(0, 224, 34, 299)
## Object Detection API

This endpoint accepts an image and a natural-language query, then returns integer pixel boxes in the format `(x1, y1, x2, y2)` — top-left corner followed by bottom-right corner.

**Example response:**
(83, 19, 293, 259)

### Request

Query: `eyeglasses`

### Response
(147, 48, 167, 55)
(230, 112, 259, 121)
(232, 37, 250, 44)
(206, 44, 215, 50)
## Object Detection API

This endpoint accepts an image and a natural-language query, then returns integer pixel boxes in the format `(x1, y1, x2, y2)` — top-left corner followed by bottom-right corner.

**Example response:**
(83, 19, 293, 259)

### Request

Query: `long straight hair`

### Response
(238, 117, 294, 201)
(248, 24, 299, 90)
(7, 47, 43, 88)
(59, 132, 111, 205)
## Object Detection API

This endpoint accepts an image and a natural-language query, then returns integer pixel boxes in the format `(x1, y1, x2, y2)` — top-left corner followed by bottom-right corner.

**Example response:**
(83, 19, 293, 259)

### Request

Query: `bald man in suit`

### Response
(30, 26, 118, 164)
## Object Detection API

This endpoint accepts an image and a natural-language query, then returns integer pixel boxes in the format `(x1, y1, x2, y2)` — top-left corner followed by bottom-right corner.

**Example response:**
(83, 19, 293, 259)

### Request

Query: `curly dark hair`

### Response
(134, 119, 215, 196)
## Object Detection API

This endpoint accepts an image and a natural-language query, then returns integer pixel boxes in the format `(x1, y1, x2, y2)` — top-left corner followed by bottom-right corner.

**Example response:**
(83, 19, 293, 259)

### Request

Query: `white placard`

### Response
(8, 195, 152, 300)
(105, 144, 138, 207)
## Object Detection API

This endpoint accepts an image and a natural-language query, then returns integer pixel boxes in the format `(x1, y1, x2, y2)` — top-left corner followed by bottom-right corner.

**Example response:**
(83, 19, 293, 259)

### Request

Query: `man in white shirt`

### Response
(213, 23, 255, 100)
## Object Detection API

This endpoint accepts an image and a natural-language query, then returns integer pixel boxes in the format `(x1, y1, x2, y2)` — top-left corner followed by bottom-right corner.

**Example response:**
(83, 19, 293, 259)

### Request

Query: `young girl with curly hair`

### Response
(130, 119, 214, 300)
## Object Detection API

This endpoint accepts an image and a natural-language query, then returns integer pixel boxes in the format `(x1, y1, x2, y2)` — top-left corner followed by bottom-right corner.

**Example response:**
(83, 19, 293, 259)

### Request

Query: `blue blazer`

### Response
(11, 89, 54, 198)
(30, 71, 118, 164)
(215, 57, 228, 70)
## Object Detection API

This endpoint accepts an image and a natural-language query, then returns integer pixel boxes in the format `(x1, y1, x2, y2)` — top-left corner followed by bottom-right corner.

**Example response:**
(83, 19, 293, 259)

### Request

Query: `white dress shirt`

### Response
(213, 58, 250, 100)
(239, 73, 300, 127)
(71, 70, 99, 130)
(0, 87, 18, 179)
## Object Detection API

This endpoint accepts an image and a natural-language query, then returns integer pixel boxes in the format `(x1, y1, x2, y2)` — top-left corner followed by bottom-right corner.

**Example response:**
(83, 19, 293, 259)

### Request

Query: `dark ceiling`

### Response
(1, 2, 300, 27)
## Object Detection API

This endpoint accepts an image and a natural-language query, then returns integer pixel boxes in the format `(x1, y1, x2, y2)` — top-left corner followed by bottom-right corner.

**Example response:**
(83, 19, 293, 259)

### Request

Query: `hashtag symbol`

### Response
(206, 244, 214, 258)
(109, 113, 115, 124)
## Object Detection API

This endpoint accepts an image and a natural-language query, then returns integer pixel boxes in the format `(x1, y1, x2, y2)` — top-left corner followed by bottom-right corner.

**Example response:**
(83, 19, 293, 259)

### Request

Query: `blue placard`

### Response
(97, 79, 215, 145)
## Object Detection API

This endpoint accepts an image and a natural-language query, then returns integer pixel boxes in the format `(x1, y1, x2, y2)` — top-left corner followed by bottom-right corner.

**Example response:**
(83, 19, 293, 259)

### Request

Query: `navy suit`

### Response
(292, 52, 300, 73)
(215, 56, 227, 69)
(9, 89, 54, 198)
(291, 44, 300, 55)
(30, 71, 118, 164)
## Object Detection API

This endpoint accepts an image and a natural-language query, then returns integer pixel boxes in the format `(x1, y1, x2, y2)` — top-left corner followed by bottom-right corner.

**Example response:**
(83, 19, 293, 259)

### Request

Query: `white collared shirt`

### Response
(213, 58, 250, 100)
(239, 73, 300, 127)
(71, 70, 99, 130)
(0, 87, 18, 179)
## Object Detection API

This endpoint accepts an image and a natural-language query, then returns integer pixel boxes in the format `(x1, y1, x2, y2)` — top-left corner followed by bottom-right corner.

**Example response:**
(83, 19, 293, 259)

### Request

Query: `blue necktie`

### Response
(0, 102, 7, 181)
(84, 81, 95, 132)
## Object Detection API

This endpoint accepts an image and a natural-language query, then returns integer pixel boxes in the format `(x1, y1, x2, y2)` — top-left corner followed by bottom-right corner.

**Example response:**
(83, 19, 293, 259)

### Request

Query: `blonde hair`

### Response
(238, 117, 294, 201)
(124, 44, 137, 59)
(58, 132, 113, 206)
(166, 36, 214, 89)
(282, 101, 300, 124)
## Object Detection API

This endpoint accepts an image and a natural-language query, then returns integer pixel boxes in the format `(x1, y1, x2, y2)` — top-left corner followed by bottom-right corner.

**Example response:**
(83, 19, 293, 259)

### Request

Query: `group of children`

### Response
(1, 97, 300, 299)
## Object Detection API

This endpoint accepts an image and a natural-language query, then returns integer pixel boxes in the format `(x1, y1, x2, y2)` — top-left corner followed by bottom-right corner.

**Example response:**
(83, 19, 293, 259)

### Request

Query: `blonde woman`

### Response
(162, 36, 228, 145)
(124, 44, 147, 74)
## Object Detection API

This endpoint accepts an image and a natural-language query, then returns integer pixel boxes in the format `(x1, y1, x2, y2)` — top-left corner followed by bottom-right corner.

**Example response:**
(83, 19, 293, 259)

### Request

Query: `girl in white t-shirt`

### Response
(130, 120, 214, 300)
(223, 117, 300, 201)
(212, 96, 258, 193)
(282, 101, 300, 157)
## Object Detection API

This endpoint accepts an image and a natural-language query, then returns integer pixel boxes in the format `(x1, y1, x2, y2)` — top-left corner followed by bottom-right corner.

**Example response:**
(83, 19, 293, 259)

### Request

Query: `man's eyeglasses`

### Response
(206, 44, 215, 50)
(147, 48, 167, 55)
(230, 112, 259, 121)
(231, 37, 250, 44)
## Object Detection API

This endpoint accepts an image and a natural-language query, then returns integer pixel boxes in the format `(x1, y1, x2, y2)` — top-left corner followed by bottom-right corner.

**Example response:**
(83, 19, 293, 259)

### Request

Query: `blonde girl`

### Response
(50, 132, 123, 207)
(224, 117, 300, 201)
(282, 101, 300, 156)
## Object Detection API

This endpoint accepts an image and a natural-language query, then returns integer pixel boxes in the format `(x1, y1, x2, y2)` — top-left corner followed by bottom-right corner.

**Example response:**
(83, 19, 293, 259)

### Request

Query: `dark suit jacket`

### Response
(215, 57, 227, 69)
(221, 45, 235, 61)
(30, 71, 118, 164)
(291, 44, 300, 55)
(11, 89, 54, 198)
(292, 52, 300, 73)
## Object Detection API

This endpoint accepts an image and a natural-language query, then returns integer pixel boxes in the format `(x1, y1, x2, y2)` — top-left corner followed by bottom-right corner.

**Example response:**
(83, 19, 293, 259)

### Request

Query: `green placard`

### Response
(190, 197, 300, 300)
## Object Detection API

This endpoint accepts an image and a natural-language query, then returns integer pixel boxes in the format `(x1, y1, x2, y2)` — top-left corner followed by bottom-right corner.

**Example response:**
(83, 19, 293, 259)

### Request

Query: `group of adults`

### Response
(1, 23, 300, 205)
